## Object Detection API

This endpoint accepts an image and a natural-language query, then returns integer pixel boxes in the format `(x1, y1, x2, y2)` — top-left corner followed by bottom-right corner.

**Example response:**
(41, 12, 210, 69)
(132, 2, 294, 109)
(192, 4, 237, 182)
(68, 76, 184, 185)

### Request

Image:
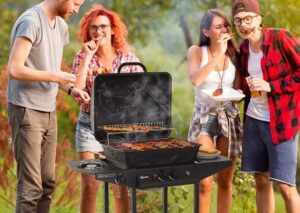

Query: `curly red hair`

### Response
(78, 5, 131, 53)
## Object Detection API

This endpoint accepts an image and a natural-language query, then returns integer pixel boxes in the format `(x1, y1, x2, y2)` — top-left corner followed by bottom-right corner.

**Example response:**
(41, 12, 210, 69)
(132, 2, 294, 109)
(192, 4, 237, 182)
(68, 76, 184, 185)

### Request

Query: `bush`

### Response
(232, 159, 256, 212)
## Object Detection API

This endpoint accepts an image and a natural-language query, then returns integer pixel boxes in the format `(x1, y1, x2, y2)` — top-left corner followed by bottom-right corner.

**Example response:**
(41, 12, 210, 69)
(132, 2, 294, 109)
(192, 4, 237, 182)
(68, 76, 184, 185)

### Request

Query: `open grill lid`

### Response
(91, 63, 172, 143)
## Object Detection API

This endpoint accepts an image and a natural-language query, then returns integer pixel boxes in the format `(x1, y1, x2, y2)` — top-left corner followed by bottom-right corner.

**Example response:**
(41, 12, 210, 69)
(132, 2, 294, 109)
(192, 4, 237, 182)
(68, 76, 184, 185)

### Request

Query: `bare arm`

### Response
(187, 45, 222, 86)
(74, 39, 100, 89)
(8, 37, 75, 86)
(188, 33, 231, 86)
(74, 54, 92, 89)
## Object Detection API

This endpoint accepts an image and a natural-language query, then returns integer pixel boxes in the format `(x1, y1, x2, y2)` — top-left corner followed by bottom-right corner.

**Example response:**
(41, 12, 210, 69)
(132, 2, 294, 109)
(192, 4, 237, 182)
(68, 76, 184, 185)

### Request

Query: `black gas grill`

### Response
(69, 63, 231, 213)
(90, 62, 200, 169)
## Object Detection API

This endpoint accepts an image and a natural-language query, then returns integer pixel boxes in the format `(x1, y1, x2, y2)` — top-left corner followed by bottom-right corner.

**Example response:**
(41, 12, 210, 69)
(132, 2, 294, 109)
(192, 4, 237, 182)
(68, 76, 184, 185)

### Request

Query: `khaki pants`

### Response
(7, 103, 57, 213)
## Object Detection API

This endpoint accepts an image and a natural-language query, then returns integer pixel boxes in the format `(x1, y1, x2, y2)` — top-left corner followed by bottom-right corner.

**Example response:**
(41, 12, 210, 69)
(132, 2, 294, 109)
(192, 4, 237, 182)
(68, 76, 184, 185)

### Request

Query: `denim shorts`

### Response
(76, 111, 103, 153)
(242, 116, 299, 186)
(199, 113, 222, 138)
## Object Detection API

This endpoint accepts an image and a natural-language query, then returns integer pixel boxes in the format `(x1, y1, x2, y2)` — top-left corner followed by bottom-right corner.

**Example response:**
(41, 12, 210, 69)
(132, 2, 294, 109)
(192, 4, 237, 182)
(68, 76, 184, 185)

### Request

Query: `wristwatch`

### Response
(68, 86, 74, 95)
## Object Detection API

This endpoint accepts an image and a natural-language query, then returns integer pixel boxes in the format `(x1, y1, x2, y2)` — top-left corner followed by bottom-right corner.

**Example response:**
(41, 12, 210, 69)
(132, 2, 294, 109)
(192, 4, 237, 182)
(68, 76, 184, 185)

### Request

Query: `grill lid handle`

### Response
(117, 62, 147, 73)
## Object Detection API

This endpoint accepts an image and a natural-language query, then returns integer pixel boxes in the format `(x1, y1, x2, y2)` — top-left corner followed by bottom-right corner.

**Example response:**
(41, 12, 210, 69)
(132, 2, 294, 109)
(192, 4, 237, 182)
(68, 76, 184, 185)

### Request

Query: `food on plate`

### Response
(212, 88, 223, 96)
(198, 147, 220, 154)
(202, 88, 245, 101)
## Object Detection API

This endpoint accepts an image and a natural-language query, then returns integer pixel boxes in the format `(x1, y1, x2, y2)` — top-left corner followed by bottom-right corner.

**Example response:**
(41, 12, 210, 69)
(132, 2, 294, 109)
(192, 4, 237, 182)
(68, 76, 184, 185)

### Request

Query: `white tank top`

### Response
(246, 48, 270, 121)
(194, 46, 236, 108)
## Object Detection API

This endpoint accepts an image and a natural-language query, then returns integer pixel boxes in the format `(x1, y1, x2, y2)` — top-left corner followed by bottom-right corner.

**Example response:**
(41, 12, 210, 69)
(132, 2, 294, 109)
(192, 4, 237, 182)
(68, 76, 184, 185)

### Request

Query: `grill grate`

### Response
(98, 122, 175, 145)
(99, 121, 166, 133)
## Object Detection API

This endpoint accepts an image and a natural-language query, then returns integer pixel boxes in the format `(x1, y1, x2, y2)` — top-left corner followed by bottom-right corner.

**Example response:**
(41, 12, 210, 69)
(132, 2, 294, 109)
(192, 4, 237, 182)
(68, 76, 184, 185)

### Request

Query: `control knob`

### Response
(114, 174, 125, 184)
(168, 170, 178, 181)
(158, 171, 169, 182)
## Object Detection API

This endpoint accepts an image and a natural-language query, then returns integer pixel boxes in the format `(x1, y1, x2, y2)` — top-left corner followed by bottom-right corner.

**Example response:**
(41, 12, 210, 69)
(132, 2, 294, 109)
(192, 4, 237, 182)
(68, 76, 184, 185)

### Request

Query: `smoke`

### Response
(93, 73, 171, 126)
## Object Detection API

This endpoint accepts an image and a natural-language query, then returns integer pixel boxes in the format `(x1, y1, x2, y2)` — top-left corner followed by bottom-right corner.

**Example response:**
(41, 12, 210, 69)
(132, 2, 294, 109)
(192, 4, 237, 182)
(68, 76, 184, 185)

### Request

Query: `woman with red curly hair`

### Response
(71, 5, 143, 213)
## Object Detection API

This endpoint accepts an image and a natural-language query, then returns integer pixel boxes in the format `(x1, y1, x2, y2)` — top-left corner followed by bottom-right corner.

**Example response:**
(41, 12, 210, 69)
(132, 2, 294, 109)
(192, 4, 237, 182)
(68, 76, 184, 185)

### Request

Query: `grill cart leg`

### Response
(194, 182, 199, 213)
(104, 182, 109, 213)
(131, 187, 137, 213)
(163, 187, 168, 213)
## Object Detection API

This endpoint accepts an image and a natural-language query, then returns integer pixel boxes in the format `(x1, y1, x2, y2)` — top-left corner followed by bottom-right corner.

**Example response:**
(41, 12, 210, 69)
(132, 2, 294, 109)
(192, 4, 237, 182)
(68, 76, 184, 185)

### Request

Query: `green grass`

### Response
(275, 190, 285, 213)
(50, 184, 285, 213)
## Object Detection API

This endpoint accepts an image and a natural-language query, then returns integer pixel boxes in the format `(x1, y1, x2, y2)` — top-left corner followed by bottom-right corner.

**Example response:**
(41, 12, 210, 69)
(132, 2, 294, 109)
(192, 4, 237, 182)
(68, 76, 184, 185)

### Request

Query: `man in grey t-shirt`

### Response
(7, 1, 87, 212)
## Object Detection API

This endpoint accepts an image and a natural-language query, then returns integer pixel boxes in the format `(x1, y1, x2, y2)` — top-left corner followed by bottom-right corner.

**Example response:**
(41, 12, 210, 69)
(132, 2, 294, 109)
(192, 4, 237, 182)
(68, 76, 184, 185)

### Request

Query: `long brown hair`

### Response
(198, 9, 239, 70)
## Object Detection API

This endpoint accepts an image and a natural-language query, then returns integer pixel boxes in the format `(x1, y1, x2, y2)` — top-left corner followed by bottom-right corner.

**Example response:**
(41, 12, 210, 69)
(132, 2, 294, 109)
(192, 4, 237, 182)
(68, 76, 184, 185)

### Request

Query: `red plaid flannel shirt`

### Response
(240, 28, 300, 144)
(71, 51, 144, 112)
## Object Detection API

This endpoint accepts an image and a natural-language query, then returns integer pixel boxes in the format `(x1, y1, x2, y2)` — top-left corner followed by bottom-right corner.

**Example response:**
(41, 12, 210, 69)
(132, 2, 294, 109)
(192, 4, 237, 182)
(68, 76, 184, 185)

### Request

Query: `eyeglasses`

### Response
(89, 24, 111, 32)
(233, 15, 259, 26)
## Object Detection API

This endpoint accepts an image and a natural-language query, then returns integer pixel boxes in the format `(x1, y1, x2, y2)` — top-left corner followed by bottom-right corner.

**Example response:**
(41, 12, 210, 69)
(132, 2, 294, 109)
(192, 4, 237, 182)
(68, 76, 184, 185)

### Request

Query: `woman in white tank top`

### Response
(187, 9, 243, 213)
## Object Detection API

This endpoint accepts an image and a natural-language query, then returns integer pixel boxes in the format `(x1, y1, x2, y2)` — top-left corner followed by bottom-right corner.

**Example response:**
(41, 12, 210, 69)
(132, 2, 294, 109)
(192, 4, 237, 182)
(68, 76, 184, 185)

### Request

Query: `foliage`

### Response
(232, 159, 256, 212)
(108, 0, 174, 45)
(0, 1, 20, 69)
(169, 186, 190, 213)
(66, 0, 174, 46)
(0, 0, 42, 70)
(0, 67, 15, 210)
(261, 0, 300, 36)
(136, 189, 162, 213)
(2, 0, 300, 70)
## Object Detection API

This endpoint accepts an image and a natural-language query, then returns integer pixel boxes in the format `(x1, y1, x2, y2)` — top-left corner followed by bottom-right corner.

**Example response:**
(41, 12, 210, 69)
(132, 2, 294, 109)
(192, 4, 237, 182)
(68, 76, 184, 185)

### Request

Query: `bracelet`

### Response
(68, 86, 74, 95)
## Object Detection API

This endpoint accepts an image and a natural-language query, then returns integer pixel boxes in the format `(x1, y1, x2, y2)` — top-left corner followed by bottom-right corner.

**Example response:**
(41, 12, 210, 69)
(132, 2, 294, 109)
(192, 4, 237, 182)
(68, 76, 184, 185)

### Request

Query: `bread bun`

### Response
(198, 147, 219, 154)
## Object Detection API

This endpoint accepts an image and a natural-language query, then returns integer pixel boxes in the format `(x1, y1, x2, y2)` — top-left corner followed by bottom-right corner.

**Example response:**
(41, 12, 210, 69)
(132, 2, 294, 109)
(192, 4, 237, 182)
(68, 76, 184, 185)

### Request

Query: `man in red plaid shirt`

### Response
(232, 0, 300, 212)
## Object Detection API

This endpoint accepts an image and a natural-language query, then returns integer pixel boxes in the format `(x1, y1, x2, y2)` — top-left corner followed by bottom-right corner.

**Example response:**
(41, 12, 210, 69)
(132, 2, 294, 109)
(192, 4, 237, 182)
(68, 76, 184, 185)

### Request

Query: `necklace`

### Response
(209, 47, 226, 90)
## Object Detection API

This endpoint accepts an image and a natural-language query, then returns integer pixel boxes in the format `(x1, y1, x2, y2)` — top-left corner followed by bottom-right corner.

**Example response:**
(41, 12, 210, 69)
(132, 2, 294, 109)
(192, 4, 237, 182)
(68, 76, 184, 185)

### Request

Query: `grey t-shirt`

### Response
(7, 5, 69, 112)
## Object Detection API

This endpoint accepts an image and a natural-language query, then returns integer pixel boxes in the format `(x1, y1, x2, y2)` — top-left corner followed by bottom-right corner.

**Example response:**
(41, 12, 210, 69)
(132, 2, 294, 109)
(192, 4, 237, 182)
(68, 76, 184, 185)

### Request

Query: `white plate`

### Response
(201, 88, 245, 102)
(197, 151, 221, 159)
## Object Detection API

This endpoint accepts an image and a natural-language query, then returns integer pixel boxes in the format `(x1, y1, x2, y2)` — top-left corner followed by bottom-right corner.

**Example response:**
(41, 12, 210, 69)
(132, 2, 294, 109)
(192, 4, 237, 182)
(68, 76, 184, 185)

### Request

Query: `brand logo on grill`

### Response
(139, 175, 150, 179)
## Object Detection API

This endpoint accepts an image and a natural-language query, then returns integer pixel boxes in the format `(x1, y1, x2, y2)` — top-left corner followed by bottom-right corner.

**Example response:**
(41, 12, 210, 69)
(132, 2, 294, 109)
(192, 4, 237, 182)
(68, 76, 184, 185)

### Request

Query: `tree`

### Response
(82, 0, 174, 44)
(261, 0, 300, 36)
(0, 1, 20, 69)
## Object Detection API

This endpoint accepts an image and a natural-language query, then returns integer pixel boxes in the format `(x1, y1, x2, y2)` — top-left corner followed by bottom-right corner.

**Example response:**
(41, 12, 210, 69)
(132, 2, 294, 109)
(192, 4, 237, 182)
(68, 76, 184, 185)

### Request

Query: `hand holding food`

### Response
(82, 39, 100, 58)
(217, 33, 231, 54)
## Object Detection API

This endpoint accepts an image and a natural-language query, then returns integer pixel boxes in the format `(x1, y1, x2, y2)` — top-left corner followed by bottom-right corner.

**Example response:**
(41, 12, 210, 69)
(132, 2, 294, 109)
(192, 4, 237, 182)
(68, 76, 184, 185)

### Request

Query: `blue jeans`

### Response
(76, 111, 103, 152)
(199, 114, 222, 138)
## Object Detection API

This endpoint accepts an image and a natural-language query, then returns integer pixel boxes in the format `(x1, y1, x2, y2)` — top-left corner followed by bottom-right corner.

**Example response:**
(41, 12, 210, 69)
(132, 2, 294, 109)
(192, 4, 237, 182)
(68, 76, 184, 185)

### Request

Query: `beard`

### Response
(57, 0, 72, 20)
